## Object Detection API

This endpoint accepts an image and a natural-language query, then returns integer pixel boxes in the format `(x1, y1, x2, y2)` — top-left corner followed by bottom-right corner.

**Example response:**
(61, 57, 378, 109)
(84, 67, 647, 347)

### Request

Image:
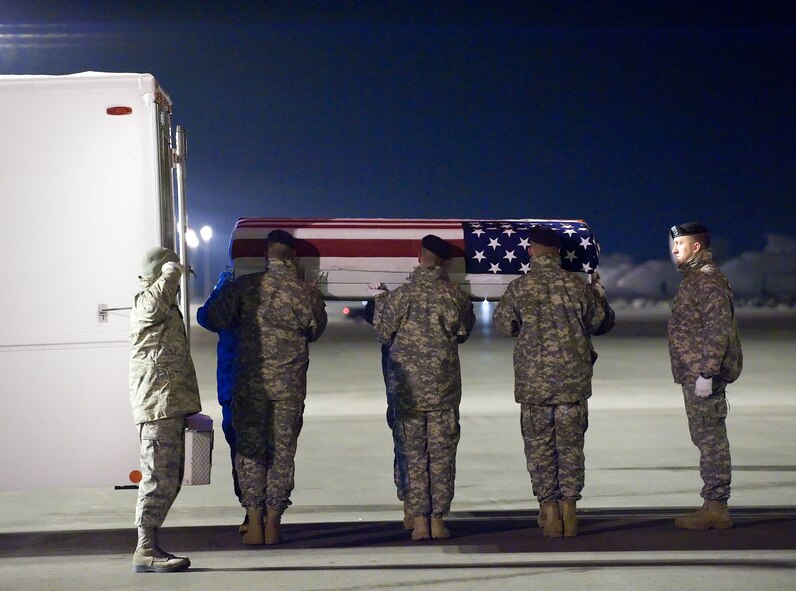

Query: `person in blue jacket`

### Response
(197, 269, 242, 523)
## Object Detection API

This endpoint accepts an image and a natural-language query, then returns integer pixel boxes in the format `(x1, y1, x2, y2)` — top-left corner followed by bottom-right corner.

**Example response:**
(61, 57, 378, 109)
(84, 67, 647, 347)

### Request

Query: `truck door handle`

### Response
(98, 304, 132, 322)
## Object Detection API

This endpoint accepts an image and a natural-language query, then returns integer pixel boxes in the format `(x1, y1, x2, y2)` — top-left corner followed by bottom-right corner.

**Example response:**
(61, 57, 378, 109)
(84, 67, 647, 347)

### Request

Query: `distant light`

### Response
(186, 228, 199, 248)
(343, 306, 351, 315)
(361, 300, 367, 306)
(106, 106, 132, 116)
(200, 225, 213, 242)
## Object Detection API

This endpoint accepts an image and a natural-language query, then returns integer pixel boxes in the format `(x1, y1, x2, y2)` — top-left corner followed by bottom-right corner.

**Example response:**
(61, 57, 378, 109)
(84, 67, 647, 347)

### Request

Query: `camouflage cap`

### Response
(141, 247, 180, 278)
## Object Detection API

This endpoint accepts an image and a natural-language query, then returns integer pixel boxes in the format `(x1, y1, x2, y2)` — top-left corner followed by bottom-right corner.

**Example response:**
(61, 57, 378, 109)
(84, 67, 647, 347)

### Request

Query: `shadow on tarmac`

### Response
(2, 508, 794, 560)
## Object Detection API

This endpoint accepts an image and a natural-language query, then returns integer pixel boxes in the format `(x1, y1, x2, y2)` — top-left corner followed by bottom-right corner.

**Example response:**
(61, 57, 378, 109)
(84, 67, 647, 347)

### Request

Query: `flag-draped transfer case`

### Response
(229, 218, 600, 300)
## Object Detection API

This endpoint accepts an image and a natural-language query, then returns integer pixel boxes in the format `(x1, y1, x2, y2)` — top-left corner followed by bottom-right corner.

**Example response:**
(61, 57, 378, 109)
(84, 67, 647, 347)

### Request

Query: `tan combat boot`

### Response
(403, 501, 413, 530)
(265, 506, 283, 545)
(238, 512, 249, 535)
(540, 501, 563, 538)
(430, 517, 450, 540)
(241, 509, 264, 545)
(536, 503, 547, 528)
(674, 500, 733, 530)
(132, 527, 191, 573)
(560, 500, 578, 537)
(411, 516, 431, 541)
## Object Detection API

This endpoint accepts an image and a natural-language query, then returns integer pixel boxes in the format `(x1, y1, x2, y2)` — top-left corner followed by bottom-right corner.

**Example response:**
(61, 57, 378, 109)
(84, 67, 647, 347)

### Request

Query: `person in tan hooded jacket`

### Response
(129, 247, 201, 573)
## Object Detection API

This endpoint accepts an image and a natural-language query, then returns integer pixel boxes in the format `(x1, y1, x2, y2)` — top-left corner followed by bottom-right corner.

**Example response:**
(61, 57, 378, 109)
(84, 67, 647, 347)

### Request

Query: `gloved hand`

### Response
(161, 261, 183, 277)
(694, 375, 713, 398)
(367, 281, 388, 297)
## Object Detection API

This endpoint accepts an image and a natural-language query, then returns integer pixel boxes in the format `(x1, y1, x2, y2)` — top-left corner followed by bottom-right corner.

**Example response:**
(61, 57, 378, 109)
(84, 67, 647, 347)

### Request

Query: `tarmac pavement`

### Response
(0, 306, 794, 590)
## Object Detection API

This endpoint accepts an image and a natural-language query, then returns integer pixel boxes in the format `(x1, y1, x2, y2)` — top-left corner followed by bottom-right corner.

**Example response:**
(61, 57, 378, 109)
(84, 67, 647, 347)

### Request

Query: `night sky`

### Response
(2, 2, 794, 273)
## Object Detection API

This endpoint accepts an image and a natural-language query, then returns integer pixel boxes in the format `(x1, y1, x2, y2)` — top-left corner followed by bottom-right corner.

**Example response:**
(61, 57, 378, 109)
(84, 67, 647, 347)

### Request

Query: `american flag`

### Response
(228, 218, 599, 299)
(463, 220, 599, 275)
(231, 218, 598, 273)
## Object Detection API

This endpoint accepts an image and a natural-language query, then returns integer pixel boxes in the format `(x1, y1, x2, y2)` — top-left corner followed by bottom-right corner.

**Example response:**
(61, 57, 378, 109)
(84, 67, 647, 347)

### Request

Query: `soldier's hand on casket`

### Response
(694, 375, 713, 398)
(367, 281, 388, 297)
(162, 261, 183, 277)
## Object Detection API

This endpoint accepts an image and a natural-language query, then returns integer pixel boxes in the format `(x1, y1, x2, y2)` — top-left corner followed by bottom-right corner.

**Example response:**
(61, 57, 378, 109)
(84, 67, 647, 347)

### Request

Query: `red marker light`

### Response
(106, 106, 133, 116)
(343, 307, 350, 315)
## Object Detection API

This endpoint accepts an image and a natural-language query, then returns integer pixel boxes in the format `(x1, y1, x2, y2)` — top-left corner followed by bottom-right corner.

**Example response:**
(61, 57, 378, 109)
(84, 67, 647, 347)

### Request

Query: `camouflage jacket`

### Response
(129, 272, 201, 425)
(668, 251, 743, 384)
(373, 266, 475, 411)
(492, 254, 605, 404)
(201, 259, 327, 403)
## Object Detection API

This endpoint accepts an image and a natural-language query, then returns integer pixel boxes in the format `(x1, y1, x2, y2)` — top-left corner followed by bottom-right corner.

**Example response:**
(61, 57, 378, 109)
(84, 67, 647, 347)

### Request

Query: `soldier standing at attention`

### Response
(202, 229, 327, 545)
(372, 235, 475, 541)
(493, 226, 609, 538)
(668, 222, 742, 529)
(129, 247, 202, 573)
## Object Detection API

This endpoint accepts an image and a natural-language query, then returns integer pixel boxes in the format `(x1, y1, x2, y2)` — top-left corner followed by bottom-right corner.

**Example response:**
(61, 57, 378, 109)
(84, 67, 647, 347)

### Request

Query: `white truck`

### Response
(0, 72, 206, 490)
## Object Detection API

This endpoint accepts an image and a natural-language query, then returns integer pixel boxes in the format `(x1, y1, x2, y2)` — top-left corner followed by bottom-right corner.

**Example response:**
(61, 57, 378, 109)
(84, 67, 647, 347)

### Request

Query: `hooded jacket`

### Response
(129, 270, 201, 424)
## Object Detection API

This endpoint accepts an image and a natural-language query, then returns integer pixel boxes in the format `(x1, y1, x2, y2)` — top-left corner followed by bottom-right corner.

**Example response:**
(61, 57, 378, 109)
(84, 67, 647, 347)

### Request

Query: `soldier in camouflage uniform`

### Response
(197, 270, 244, 529)
(668, 222, 742, 530)
(129, 247, 202, 573)
(201, 229, 327, 545)
(372, 234, 475, 541)
(363, 299, 409, 527)
(493, 226, 610, 538)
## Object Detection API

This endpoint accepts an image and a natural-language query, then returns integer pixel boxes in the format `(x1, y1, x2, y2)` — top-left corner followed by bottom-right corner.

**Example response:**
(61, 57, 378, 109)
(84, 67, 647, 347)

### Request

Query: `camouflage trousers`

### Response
(394, 407, 460, 518)
(682, 381, 731, 501)
(382, 344, 406, 501)
(135, 416, 185, 528)
(386, 389, 407, 501)
(233, 396, 305, 513)
(520, 401, 588, 503)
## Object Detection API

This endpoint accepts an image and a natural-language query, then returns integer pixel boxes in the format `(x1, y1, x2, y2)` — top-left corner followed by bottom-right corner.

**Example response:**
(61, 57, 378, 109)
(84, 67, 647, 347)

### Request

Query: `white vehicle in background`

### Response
(0, 72, 200, 490)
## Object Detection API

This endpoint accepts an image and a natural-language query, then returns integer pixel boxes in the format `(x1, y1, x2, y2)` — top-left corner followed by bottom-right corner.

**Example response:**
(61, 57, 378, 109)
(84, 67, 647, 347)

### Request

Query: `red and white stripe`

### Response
(230, 217, 579, 273)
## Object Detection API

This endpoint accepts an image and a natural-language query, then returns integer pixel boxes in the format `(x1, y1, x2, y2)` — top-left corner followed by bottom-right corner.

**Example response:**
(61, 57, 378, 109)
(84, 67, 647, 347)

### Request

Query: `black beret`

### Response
(670, 222, 709, 238)
(528, 225, 561, 248)
(267, 229, 295, 249)
(421, 234, 451, 260)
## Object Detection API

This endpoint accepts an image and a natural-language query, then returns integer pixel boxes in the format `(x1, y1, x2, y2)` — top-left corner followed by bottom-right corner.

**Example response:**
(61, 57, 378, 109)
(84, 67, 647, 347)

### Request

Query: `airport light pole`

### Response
(199, 225, 213, 298)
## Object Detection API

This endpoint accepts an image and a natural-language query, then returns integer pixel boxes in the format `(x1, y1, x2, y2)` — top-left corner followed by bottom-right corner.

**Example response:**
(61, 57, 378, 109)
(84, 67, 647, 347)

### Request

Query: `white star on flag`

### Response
(462, 220, 600, 275)
(581, 262, 593, 273)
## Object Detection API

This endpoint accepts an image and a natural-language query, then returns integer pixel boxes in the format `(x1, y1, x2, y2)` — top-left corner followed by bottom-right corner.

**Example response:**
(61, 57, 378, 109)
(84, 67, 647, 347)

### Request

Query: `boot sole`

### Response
(674, 520, 733, 530)
(133, 561, 190, 573)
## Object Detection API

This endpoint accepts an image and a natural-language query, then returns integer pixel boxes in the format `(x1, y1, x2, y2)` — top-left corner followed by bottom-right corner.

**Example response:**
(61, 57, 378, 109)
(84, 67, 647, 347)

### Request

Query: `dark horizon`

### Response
(2, 2, 794, 273)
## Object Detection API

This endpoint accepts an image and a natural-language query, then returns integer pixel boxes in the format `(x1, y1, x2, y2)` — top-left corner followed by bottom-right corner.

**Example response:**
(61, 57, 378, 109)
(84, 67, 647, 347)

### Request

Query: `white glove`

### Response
(694, 375, 713, 398)
(162, 261, 183, 276)
(367, 281, 388, 297)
